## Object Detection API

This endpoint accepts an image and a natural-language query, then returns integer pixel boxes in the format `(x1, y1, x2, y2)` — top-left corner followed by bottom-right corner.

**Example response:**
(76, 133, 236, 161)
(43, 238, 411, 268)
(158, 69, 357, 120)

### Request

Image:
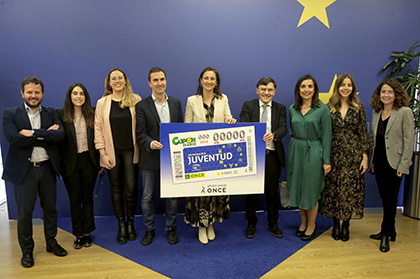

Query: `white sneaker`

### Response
(207, 224, 215, 241)
(198, 227, 208, 244)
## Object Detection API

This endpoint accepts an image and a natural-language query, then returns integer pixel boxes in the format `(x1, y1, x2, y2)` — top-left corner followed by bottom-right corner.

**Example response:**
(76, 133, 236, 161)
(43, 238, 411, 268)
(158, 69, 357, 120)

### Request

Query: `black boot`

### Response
(380, 235, 390, 252)
(127, 216, 137, 241)
(117, 217, 127, 244)
(332, 218, 341, 241)
(341, 219, 350, 242)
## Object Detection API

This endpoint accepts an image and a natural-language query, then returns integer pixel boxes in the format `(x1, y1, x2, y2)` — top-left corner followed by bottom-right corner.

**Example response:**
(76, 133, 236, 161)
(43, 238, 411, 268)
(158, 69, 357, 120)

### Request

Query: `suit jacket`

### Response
(2, 104, 64, 184)
(239, 99, 287, 167)
(94, 94, 141, 168)
(135, 95, 183, 170)
(184, 94, 232, 123)
(57, 109, 99, 177)
(369, 106, 414, 174)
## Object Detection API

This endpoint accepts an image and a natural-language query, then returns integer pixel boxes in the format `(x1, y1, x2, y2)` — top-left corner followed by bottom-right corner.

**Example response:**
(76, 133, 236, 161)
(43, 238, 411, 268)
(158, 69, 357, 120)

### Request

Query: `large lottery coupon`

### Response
(169, 126, 257, 184)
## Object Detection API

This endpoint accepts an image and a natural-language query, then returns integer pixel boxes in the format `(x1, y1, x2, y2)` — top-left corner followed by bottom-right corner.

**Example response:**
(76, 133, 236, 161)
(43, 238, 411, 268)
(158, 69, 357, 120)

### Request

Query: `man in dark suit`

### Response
(240, 77, 287, 239)
(2, 76, 67, 268)
(136, 67, 183, 245)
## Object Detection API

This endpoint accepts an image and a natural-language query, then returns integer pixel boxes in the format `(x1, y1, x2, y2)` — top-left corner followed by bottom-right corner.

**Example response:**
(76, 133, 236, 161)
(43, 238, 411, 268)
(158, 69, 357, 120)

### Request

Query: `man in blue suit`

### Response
(2, 77, 67, 268)
(136, 67, 183, 246)
(240, 77, 287, 239)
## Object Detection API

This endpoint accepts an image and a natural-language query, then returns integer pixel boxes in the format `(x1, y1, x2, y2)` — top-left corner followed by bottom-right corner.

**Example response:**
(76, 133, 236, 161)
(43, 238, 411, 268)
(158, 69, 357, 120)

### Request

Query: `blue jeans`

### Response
(141, 168, 178, 231)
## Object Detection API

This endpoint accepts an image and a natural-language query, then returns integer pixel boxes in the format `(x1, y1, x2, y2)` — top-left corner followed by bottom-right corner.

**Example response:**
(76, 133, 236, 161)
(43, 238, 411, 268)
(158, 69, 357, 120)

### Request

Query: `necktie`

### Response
(260, 105, 268, 123)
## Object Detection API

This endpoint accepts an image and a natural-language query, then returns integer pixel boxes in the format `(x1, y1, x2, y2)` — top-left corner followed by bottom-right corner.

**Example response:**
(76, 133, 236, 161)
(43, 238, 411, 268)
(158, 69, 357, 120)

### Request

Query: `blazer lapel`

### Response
(70, 123, 77, 145)
(17, 105, 32, 129)
(147, 96, 161, 123)
(271, 102, 279, 129)
(40, 106, 49, 129)
(168, 97, 177, 122)
(371, 110, 380, 136)
(386, 108, 399, 134)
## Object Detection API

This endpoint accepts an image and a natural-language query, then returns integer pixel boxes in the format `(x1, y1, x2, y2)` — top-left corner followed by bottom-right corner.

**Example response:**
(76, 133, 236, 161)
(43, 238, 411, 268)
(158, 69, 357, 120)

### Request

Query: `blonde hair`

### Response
(329, 73, 361, 113)
(104, 68, 138, 108)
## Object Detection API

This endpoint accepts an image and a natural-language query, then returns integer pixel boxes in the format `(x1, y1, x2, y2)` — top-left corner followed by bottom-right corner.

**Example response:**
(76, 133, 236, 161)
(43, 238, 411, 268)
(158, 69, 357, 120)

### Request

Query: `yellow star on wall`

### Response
(319, 75, 336, 104)
(297, 0, 336, 29)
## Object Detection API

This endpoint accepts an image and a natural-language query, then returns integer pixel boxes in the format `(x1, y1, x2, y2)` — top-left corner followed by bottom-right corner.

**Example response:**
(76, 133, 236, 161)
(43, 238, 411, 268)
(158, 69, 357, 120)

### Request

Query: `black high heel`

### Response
(302, 225, 317, 241)
(380, 235, 390, 252)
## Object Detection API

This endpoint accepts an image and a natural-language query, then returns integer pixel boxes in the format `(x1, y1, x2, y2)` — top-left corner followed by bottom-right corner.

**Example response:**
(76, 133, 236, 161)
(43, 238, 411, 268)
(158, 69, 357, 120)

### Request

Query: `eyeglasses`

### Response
(258, 88, 274, 93)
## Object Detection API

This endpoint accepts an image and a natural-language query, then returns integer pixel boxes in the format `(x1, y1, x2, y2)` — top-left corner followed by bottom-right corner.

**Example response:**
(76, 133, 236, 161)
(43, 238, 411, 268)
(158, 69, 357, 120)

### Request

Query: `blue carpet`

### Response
(58, 211, 332, 279)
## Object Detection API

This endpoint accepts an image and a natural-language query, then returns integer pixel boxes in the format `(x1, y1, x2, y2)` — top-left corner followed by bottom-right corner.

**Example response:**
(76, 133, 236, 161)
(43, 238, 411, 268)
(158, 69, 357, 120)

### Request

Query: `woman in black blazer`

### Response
(369, 79, 414, 253)
(57, 83, 100, 249)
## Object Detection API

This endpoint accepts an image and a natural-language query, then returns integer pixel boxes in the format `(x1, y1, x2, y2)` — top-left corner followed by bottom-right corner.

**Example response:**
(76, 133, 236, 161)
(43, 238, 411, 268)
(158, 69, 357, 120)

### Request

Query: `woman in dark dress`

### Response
(369, 79, 414, 252)
(321, 74, 369, 242)
(57, 83, 100, 249)
(95, 68, 142, 244)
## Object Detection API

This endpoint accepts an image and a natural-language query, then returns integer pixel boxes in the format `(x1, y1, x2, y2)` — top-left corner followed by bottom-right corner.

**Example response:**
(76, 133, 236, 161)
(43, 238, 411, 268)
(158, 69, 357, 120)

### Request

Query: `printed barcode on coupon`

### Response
(173, 151, 183, 179)
(247, 135, 254, 172)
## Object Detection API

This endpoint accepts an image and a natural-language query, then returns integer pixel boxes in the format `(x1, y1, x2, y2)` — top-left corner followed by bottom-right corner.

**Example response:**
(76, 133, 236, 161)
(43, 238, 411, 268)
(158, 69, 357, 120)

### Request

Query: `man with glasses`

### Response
(240, 77, 287, 239)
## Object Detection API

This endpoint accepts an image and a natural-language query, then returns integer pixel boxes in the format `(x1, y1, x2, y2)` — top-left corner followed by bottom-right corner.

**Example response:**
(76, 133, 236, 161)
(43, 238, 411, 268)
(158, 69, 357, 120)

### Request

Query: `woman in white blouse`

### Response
(184, 67, 236, 244)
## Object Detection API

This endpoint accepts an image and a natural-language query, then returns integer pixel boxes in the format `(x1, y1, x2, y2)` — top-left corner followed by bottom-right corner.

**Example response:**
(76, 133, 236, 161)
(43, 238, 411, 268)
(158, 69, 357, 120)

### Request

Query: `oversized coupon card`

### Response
(169, 126, 257, 184)
(160, 123, 266, 198)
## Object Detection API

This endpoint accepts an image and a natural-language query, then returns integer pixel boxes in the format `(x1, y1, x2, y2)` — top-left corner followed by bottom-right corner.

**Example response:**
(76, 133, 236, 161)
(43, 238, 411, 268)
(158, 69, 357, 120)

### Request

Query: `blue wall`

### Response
(1, 0, 419, 218)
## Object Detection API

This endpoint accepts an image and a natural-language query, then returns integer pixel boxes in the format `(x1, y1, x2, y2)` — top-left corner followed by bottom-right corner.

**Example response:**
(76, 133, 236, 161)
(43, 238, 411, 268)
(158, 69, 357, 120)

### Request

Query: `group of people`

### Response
(2, 67, 414, 268)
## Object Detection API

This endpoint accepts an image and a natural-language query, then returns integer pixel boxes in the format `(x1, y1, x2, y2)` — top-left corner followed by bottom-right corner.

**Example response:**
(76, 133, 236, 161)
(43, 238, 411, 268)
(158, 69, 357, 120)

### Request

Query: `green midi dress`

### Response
(287, 103, 332, 210)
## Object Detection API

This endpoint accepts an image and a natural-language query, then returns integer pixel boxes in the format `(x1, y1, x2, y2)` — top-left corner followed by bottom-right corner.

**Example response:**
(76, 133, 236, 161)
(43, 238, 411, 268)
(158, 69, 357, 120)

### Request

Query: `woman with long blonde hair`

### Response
(95, 68, 141, 244)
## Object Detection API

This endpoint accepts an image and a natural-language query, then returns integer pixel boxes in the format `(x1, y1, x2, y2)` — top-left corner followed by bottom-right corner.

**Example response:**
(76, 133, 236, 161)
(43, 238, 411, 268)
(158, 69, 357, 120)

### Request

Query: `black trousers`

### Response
(374, 161, 403, 237)
(63, 152, 97, 237)
(245, 150, 281, 226)
(107, 149, 138, 219)
(13, 161, 58, 254)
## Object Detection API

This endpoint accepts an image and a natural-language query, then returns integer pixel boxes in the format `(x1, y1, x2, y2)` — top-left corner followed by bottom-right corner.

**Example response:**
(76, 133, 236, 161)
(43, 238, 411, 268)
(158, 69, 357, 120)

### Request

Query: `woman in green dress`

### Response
(287, 74, 332, 241)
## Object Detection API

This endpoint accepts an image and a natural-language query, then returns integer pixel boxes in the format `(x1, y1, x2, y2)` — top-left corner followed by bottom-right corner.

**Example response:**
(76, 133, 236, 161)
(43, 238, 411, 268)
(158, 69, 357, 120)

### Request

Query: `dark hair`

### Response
(62, 83, 95, 128)
(371, 79, 410, 112)
(21, 76, 44, 93)
(148, 67, 166, 81)
(196, 67, 222, 98)
(256, 77, 277, 89)
(293, 74, 319, 109)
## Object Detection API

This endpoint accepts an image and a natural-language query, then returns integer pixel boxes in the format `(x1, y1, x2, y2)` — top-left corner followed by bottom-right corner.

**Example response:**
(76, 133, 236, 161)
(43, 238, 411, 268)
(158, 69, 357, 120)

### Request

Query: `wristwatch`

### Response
(32, 130, 35, 137)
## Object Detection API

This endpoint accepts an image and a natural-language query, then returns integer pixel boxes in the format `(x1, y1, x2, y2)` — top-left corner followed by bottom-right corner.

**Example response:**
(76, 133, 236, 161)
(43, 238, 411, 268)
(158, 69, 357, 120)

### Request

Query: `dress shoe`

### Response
(21, 252, 34, 268)
(198, 227, 208, 244)
(167, 227, 179, 245)
(83, 234, 93, 247)
(141, 230, 155, 246)
(380, 235, 390, 252)
(245, 224, 256, 239)
(296, 228, 305, 237)
(46, 243, 68, 256)
(370, 232, 396, 242)
(117, 219, 127, 244)
(302, 225, 317, 241)
(73, 236, 84, 249)
(207, 224, 216, 241)
(127, 217, 137, 241)
(341, 220, 350, 242)
(332, 218, 341, 241)
(268, 225, 283, 238)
